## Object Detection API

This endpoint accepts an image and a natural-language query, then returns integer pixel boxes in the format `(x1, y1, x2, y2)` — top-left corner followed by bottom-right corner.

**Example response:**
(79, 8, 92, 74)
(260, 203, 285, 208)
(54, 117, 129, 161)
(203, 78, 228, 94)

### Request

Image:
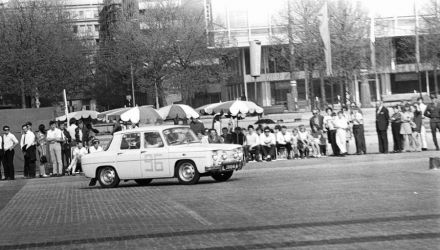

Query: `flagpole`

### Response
(415, 0, 423, 97)
(370, 14, 381, 101)
(63, 89, 69, 126)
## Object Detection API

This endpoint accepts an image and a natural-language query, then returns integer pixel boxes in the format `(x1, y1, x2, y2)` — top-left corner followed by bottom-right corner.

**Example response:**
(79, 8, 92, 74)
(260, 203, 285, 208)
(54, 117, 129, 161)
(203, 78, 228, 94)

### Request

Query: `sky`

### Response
(360, 0, 431, 17)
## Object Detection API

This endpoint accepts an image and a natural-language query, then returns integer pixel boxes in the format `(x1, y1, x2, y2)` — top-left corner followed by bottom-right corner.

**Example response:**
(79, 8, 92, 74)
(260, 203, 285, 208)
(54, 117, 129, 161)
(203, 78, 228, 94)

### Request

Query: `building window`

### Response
(94, 10, 99, 18)
(94, 24, 99, 32)
(87, 25, 93, 32)
(72, 11, 78, 19)
(394, 36, 415, 64)
(79, 11, 84, 19)
(73, 25, 78, 33)
(270, 81, 290, 107)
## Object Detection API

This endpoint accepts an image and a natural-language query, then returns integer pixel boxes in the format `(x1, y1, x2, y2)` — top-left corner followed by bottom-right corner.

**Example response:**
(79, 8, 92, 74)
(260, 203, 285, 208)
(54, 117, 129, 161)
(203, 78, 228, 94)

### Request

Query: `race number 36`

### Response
(142, 154, 164, 171)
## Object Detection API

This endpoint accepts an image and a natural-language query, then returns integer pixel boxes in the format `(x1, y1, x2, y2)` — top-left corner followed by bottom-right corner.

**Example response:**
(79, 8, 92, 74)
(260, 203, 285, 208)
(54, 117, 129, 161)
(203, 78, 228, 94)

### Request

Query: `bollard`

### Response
(429, 157, 440, 169)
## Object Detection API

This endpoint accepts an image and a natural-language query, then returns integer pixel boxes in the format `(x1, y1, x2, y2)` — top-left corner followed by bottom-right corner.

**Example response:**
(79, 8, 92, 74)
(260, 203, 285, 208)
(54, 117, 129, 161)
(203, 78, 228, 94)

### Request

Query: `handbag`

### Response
(40, 155, 48, 164)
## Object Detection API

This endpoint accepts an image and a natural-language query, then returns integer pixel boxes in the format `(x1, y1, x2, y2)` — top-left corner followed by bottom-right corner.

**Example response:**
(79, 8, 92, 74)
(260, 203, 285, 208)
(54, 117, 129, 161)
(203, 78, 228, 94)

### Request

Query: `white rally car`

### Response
(82, 125, 245, 188)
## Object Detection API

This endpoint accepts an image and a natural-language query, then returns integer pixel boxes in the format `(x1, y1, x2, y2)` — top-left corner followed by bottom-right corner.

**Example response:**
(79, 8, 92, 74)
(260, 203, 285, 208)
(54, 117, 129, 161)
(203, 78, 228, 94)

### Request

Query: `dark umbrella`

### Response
(254, 119, 276, 125)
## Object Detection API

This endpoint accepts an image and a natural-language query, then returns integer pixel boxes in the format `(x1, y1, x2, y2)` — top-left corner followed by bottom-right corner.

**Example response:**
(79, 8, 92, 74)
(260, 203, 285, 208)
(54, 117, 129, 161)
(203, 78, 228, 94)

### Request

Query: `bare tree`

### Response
(0, 0, 93, 108)
(96, 0, 234, 108)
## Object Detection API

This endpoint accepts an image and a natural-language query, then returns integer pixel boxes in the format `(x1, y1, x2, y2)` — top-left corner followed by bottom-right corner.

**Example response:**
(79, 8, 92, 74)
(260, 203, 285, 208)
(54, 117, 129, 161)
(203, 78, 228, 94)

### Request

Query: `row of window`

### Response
(64, 9, 99, 20)
(73, 24, 99, 34)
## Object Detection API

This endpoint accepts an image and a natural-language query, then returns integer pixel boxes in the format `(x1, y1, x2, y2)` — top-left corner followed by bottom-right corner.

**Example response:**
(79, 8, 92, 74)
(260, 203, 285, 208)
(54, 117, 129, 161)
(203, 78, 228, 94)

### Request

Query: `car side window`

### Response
(120, 133, 140, 150)
(144, 132, 164, 148)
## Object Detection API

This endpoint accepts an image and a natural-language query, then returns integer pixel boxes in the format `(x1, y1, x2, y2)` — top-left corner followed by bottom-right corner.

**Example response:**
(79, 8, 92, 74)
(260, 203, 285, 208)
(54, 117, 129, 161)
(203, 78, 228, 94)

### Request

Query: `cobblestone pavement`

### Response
(0, 151, 439, 250)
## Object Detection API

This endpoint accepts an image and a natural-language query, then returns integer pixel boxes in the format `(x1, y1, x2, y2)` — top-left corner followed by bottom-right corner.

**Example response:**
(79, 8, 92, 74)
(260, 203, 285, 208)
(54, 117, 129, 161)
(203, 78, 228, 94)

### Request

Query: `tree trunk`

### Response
(20, 79, 26, 109)
(309, 67, 314, 108)
(320, 70, 326, 108)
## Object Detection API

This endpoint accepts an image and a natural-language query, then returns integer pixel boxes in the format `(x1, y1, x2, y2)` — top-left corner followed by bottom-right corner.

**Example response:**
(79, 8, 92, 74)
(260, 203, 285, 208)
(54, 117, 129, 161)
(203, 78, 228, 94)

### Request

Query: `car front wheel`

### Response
(135, 179, 153, 186)
(177, 161, 200, 185)
(98, 166, 120, 188)
(211, 171, 233, 182)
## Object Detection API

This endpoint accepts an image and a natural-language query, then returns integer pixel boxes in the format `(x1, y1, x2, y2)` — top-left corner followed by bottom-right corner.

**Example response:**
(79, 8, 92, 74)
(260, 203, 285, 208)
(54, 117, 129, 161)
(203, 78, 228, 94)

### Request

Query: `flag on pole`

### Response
(318, 1, 332, 76)
(63, 89, 69, 126)
(370, 14, 376, 70)
(414, 0, 421, 69)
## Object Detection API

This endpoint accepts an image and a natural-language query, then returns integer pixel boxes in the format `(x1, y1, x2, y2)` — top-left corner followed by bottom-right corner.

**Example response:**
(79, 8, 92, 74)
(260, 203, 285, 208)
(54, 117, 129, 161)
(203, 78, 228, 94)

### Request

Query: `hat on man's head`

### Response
(25, 121, 32, 127)
(92, 138, 100, 144)
(3, 125, 10, 131)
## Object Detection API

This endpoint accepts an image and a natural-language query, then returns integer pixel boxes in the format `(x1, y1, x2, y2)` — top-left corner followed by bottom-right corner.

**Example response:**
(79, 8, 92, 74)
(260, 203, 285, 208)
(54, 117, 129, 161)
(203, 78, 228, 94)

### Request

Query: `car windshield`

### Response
(163, 127, 200, 145)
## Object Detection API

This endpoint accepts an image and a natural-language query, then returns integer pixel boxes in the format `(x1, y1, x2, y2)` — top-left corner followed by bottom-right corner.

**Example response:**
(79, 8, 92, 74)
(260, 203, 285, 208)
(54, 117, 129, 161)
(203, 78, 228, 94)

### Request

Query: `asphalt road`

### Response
(0, 152, 439, 249)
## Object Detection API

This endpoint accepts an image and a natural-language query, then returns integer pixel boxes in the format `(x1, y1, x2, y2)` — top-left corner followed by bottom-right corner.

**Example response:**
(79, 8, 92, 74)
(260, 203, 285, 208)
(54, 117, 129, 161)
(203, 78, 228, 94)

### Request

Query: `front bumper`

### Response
(205, 160, 244, 172)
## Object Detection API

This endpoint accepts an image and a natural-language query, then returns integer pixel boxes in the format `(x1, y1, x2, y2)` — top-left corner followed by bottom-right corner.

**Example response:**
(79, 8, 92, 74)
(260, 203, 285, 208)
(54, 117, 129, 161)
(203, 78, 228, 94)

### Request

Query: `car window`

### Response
(163, 127, 199, 145)
(120, 133, 140, 150)
(144, 132, 164, 148)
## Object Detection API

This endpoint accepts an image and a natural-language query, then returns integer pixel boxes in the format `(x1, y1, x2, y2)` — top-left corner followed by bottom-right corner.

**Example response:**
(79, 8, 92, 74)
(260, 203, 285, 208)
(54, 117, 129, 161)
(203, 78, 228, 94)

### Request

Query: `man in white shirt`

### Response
(21, 124, 37, 178)
(0, 134, 3, 180)
(67, 142, 88, 175)
(244, 125, 261, 162)
(333, 111, 348, 156)
(276, 126, 293, 159)
(47, 121, 64, 176)
(2, 126, 18, 180)
(260, 127, 276, 161)
(89, 139, 103, 153)
(417, 97, 428, 150)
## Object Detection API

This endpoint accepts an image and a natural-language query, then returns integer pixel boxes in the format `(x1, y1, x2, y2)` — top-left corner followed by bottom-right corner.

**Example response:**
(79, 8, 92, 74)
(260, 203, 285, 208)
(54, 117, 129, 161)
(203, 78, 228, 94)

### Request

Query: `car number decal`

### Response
(142, 154, 164, 171)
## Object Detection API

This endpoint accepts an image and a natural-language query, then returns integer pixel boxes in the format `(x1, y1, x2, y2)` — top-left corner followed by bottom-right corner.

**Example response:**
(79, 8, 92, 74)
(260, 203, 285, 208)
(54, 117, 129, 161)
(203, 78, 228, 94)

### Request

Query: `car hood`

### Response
(168, 143, 241, 152)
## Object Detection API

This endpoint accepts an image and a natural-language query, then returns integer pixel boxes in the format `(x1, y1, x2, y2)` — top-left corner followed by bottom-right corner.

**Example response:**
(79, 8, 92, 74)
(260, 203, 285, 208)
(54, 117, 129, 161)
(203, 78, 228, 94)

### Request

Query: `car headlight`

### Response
(221, 151, 228, 160)
(212, 151, 219, 161)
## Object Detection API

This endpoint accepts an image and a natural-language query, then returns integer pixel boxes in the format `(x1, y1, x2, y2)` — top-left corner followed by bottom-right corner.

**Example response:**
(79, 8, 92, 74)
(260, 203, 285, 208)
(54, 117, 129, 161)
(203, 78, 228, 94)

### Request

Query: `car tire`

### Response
(98, 166, 120, 188)
(135, 179, 153, 186)
(211, 171, 233, 182)
(177, 161, 200, 185)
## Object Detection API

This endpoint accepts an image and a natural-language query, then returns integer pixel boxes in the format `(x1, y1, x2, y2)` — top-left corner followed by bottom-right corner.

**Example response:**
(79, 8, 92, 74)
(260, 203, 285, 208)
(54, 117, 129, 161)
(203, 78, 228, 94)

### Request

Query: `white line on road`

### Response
(170, 201, 213, 226)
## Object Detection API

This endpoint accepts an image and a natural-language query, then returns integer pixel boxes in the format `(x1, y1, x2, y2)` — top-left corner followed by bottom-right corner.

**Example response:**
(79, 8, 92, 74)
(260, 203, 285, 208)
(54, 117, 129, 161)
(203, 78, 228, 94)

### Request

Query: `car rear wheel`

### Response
(211, 171, 233, 182)
(135, 179, 153, 186)
(98, 166, 120, 188)
(177, 161, 200, 185)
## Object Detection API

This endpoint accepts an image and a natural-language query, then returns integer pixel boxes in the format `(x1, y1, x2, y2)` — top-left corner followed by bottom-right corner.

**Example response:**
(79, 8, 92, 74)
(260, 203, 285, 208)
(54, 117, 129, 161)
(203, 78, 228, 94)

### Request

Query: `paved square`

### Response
(0, 152, 439, 249)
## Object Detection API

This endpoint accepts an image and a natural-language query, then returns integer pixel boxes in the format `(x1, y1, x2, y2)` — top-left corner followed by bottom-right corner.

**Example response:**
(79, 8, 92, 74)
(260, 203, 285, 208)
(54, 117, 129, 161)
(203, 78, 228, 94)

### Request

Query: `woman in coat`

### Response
(400, 105, 415, 152)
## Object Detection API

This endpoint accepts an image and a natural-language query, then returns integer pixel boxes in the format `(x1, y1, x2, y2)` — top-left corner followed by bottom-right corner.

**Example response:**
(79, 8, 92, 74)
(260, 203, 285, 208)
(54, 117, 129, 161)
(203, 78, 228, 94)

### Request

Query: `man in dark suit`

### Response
(424, 95, 440, 150)
(376, 101, 390, 153)
(310, 108, 324, 133)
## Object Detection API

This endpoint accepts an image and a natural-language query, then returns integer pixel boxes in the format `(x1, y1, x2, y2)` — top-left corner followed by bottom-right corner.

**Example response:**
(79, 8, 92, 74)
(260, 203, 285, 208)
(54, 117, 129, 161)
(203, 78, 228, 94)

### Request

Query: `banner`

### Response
(318, 1, 332, 76)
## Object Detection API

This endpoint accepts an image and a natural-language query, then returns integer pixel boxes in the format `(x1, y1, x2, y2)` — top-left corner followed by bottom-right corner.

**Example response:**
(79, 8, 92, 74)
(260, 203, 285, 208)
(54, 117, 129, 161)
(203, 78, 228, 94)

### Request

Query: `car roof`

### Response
(114, 125, 190, 135)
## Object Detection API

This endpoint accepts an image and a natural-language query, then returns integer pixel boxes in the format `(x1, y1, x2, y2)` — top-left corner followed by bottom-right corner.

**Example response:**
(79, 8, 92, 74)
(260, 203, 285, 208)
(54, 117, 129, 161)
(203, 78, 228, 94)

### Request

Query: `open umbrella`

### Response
(157, 104, 199, 120)
(98, 107, 131, 122)
(201, 100, 264, 117)
(56, 110, 99, 122)
(120, 106, 162, 124)
(254, 119, 275, 125)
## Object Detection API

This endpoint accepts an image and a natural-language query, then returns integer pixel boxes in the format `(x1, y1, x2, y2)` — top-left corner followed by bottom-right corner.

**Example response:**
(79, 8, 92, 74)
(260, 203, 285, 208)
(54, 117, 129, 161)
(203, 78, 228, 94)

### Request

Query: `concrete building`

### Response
(204, 0, 437, 110)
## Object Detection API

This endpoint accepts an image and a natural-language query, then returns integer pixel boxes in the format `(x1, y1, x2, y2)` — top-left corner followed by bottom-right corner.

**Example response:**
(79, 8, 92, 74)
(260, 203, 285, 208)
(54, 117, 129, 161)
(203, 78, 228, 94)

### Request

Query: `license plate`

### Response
(225, 164, 236, 170)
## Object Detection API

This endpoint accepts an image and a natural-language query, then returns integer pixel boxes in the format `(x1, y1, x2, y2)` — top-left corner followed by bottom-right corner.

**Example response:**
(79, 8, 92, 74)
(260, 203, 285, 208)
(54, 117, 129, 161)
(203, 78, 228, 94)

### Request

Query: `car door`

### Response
(116, 132, 142, 179)
(140, 131, 171, 178)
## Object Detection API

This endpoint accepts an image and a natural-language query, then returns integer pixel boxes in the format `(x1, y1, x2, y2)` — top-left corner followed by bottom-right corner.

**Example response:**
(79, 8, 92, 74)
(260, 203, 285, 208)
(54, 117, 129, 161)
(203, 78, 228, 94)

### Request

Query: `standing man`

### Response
(59, 122, 72, 171)
(376, 101, 390, 154)
(189, 117, 205, 135)
(417, 97, 428, 151)
(424, 95, 440, 150)
(21, 124, 37, 178)
(352, 108, 366, 154)
(47, 121, 64, 177)
(2, 126, 18, 180)
(310, 108, 324, 133)
(0, 132, 3, 180)
(124, 95, 133, 108)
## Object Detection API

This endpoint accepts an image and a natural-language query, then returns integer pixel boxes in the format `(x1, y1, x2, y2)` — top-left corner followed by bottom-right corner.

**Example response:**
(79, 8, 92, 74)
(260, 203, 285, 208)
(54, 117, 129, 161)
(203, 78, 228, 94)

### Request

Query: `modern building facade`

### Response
(205, 0, 437, 110)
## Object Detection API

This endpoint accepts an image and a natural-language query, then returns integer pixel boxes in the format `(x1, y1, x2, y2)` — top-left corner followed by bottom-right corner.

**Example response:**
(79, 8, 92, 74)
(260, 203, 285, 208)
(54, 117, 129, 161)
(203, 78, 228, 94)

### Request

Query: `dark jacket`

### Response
(190, 120, 205, 135)
(376, 106, 390, 131)
(424, 102, 440, 122)
(413, 111, 423, 133)
(310, 115, 324, 133)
